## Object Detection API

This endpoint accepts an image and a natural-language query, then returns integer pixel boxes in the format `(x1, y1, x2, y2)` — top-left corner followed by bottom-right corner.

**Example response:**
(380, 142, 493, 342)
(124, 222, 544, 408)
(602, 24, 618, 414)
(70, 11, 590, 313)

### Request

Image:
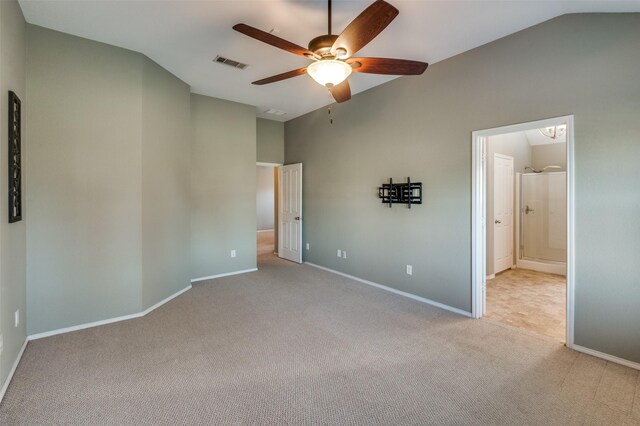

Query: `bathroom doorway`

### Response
(471, 116, 575, 346)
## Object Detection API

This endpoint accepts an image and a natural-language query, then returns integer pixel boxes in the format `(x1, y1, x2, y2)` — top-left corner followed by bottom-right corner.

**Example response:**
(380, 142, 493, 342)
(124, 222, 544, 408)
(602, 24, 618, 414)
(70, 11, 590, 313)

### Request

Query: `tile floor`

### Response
(486, 268, 566, 342)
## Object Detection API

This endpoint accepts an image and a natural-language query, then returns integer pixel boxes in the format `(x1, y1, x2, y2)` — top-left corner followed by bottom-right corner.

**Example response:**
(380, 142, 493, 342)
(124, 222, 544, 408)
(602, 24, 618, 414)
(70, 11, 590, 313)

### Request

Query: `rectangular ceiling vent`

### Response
(214, 55, 248, 70)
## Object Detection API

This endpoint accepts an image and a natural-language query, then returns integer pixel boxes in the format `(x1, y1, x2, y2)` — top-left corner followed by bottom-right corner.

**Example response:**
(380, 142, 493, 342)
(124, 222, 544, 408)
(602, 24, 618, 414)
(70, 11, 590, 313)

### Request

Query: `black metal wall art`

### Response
(8, 91, 22, 223)
(378, 177, 422, 209)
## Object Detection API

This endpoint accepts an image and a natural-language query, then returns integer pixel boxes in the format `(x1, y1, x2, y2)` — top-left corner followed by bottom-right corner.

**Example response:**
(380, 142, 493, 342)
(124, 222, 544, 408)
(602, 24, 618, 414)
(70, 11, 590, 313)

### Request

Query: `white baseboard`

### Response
(28, 285, 192, 341)
(141, 285, 192, 316)
(191, 268, 257, 283)
(517, 259, 566, 276)
(256, 229, 275, 233)
(305, 262, 472, 318)
(0, 338, 28, 403)
(571, 344, 640, 371)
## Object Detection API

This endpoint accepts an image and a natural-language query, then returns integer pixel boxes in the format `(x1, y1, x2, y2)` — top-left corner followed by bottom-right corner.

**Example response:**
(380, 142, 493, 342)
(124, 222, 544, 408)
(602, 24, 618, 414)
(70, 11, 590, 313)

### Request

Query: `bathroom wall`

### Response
(532, 142, 566, 171)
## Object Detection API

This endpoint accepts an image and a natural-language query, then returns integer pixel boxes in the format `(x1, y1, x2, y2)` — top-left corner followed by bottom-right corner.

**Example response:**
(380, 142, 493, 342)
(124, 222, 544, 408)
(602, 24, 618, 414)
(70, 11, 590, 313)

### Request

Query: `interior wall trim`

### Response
(27, 285, 193, 341)
(191, 268, 258, 283)
(471, 115, 576, 347)
(0, 338, 29, 403)
(305, 262, 472, 318)
(572, 344, 640, 371)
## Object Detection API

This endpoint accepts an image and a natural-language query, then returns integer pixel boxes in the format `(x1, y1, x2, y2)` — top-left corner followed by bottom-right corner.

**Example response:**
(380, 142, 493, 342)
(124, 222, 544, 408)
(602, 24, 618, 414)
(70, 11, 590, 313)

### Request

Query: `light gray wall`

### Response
(141, 58, 191, 310)
(26, 26, 193, 334)
(191, 94, 257, 279)
(0, 0, 27, 388)
(486, 132, 532, 275)
(532, 143, 566, 171)
(256, 166, 275, 231)
(285, 14, 640, 363)
(257, 118, 284, 164)
(26, 26, 143, 334)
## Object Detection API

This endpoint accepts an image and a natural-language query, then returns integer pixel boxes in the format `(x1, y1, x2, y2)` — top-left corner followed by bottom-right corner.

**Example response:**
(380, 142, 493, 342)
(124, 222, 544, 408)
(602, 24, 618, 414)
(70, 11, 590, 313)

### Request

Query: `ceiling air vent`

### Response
(214, 55, 248, 70)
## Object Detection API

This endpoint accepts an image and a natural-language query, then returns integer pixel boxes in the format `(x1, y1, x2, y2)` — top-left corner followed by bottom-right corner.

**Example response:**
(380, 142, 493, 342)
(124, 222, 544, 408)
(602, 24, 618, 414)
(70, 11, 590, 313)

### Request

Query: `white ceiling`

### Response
(18, 1, 640, 121)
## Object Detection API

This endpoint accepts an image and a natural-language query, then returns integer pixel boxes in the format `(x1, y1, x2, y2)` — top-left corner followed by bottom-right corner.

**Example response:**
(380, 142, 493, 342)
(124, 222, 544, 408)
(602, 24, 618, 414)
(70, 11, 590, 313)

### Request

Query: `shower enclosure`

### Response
(517, 172, 567, 275)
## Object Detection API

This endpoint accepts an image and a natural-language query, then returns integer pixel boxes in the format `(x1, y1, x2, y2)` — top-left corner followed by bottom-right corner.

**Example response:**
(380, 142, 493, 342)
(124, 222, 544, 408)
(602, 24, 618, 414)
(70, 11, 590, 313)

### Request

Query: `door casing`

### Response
(471, 116, 575, 347)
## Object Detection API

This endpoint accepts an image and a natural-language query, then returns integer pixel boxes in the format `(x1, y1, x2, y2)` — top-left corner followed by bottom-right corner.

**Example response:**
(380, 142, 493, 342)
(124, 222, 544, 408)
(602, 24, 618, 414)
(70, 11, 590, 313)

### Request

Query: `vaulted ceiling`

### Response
(19, 1, 640, 121)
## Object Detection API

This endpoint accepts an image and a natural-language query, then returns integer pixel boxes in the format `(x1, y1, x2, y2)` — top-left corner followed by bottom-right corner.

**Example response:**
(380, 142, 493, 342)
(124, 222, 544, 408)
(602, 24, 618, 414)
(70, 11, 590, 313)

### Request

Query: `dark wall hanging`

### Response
(8, 91, 22, 223)
(378, 177, 422, 209)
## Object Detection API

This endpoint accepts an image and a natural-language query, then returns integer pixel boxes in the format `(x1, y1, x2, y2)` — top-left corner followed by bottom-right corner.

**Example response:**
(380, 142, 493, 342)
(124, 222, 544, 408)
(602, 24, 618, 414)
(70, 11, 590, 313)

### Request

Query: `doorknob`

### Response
(294, 216, 301, 220)
(495, 219, 501, 224)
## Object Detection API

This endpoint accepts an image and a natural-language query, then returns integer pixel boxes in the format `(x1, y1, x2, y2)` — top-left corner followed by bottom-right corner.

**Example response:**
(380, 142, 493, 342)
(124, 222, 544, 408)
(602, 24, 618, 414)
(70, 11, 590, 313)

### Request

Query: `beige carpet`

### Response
(1, 254, 639, 425)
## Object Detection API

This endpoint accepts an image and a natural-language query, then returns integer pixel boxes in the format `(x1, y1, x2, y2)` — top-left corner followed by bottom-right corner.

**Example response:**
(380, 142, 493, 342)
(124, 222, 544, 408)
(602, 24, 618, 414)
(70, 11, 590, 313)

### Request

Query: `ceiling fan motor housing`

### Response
(308, 34, 339, 58)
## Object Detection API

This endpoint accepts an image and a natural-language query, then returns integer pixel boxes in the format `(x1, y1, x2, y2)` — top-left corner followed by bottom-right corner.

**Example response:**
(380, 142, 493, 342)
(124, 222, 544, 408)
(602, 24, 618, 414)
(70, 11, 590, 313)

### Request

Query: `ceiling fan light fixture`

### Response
(307, 60, 352, 87)
(539, 124, 567, 140)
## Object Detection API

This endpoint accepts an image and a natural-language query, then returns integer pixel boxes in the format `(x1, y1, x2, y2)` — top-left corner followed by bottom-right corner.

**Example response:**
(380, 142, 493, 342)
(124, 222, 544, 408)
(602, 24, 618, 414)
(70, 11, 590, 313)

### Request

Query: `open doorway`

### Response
(472, 116, 575, 346)
(256, 162, 280, 261)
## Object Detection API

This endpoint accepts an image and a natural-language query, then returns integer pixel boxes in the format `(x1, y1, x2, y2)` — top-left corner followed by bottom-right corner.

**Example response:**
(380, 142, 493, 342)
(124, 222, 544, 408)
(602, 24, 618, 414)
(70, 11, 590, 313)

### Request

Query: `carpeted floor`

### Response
(1, 254, 639, 425)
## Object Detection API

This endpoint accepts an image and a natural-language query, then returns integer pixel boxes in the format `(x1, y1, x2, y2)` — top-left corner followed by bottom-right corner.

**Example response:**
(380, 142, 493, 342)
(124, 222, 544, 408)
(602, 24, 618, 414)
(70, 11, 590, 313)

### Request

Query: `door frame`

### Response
(471, 115, 575, 348)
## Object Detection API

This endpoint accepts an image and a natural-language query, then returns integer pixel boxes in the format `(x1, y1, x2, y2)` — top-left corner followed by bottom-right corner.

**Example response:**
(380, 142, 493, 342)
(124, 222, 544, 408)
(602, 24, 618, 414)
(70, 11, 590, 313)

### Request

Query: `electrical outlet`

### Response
(406, 265, 413, 275)
(306, 243, 310, 250)
(337, 249, 342, 257)
(230, 250, 236, 258)
(15, 309, 20, 327)
(342, 251, 347, 259)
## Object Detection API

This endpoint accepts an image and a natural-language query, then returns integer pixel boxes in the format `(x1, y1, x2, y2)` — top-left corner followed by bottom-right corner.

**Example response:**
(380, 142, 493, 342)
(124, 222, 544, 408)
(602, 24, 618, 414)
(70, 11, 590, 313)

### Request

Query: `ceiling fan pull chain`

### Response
(327, 106, 333, 125)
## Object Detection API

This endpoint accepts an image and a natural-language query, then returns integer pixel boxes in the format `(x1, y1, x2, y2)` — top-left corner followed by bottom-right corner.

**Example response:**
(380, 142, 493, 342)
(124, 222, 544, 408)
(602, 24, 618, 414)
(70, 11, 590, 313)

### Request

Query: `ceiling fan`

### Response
(233, 0, 428, 103)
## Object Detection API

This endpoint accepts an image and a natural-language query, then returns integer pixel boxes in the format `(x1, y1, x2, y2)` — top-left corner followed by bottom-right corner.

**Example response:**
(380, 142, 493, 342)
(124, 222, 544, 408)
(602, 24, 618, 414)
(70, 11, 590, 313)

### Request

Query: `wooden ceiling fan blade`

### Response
(331, 0, 399, 58)
(328, 80, 351, 103)
(348, 57, 428, 75)
(252, 67, 308, 85)
(233, 23, 315, 58)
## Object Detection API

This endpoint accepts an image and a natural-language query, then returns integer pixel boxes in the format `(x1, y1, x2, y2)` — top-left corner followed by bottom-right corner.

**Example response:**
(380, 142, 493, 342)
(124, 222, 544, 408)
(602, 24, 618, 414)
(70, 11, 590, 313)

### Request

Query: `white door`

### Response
(494, 154, 514, 274)
(278, 163, 302, 263)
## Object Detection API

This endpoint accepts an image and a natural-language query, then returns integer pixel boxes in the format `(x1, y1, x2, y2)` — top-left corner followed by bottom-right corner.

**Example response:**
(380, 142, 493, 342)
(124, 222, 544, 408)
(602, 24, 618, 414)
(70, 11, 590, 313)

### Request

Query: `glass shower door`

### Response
(521, 172, 567, 263)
